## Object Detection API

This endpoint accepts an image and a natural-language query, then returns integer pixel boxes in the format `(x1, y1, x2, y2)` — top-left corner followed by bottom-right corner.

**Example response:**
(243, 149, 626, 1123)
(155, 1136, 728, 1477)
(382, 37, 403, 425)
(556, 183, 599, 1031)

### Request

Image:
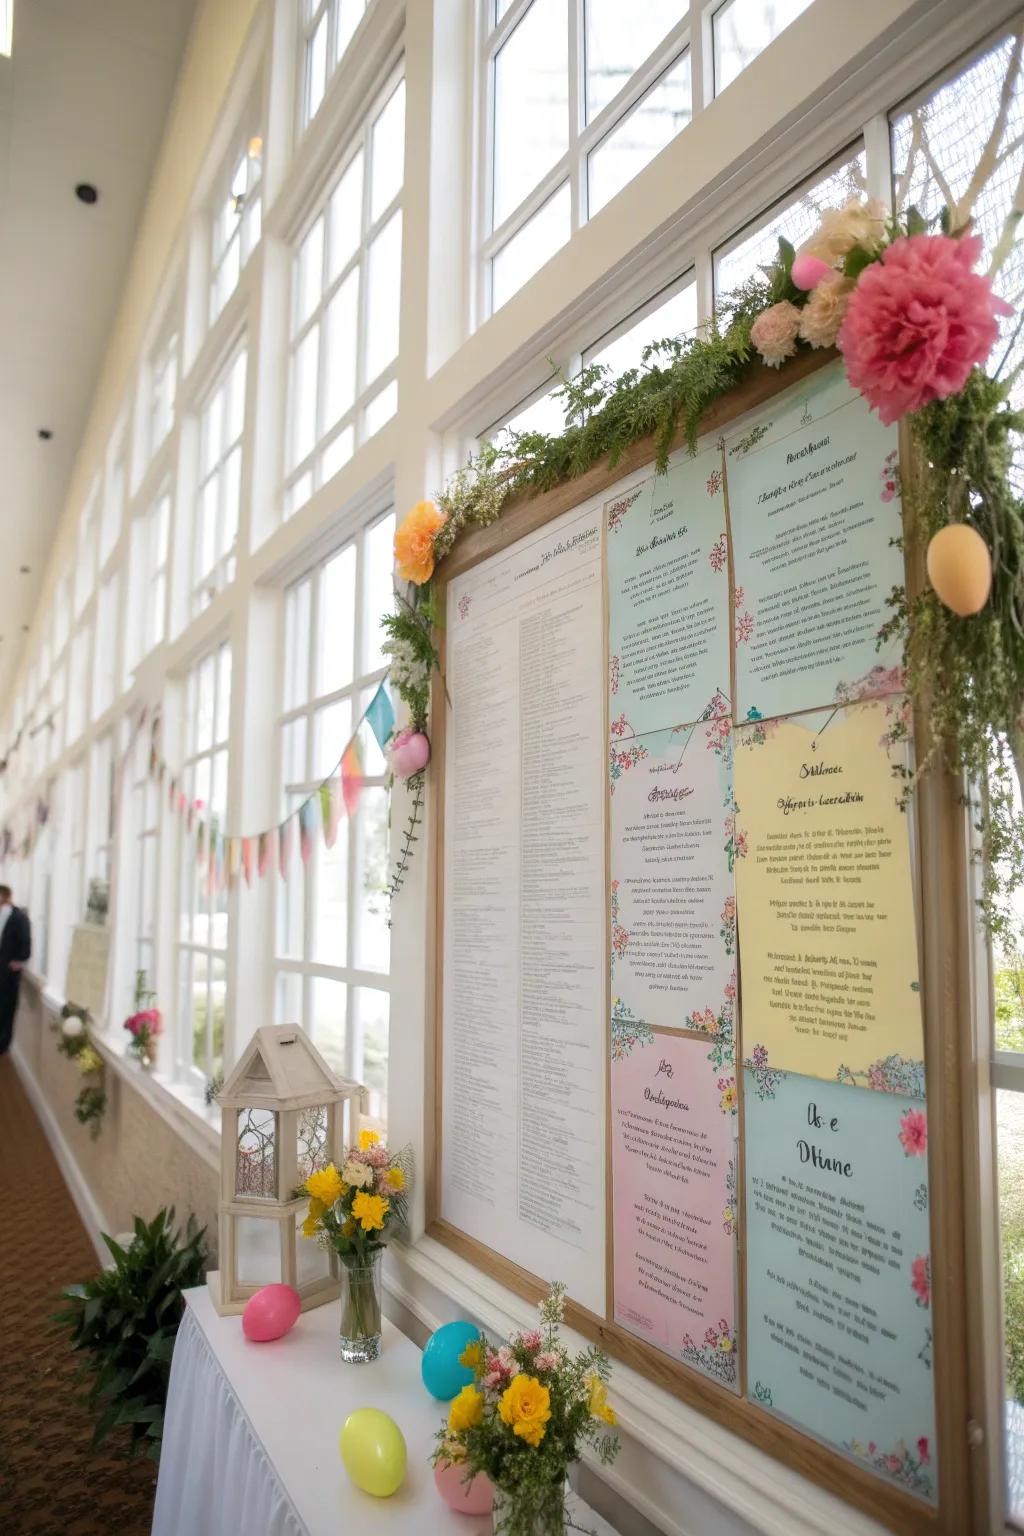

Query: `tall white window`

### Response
(66, 757, 87, 929)
(274, 509, 394, 1121)
(285, 68, 405, 517)
(51, 574, 69, 663)
(300, 0, 372, 131)
(99, 424, 128, 570)
(178, 642, 231, 1084)
(482, 1, 690, 312)
(66, 620, 92, 747)
(125, 726, 160, 1015)
(92, 572, 120, 721)
(74, 488, 99, 617)
(88, 733, 115, 890)
(126, 487, 170, 680)
(140, 307, 180, 472)
(193, 349, 247, 613)
(711, 0, 816, 95)
(210, 125, 263, 323)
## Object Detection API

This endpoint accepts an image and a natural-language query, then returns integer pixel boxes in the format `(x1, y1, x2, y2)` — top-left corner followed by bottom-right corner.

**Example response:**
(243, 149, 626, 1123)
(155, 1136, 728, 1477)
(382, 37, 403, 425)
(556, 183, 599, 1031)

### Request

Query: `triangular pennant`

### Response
(257, 829, 271, 878)
(168, 775, 178, 809)
(318, 781, 334, 848)
(299, 800, 315, 865)
(242, 837, 254, 887)
(226, 838, 240, 889)
(279, 818, 293, 879)
(341, 737, 364, 817)
(365, 681, 396, 754)
(196, 820, 207, 867)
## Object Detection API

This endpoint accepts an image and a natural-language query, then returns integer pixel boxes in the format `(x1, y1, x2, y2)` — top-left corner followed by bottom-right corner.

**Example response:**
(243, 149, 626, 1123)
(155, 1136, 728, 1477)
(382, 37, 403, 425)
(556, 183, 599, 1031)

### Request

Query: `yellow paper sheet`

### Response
(734, 699, 923, 1093)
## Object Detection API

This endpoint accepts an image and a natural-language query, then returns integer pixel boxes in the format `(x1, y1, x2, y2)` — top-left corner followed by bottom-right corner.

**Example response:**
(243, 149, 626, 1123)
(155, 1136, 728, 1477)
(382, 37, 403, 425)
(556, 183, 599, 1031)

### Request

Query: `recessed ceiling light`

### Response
(21, 625, 28, 633)
(19, 565, 29, 574)
(38, 428, 52, 440)
(75, 183, 99, 205)
(0, 2, 13, 59)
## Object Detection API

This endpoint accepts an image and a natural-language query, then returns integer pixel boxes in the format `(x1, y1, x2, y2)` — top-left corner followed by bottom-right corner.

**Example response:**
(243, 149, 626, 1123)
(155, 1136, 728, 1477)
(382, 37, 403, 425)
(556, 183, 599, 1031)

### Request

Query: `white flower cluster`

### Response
(382, 633, 429, 694)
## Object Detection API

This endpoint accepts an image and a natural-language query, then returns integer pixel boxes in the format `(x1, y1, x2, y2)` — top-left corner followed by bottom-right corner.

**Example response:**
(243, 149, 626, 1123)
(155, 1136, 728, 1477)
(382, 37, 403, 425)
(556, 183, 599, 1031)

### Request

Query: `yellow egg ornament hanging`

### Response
(925, 524, 992, 616)
(339, 1408, 407, 1497)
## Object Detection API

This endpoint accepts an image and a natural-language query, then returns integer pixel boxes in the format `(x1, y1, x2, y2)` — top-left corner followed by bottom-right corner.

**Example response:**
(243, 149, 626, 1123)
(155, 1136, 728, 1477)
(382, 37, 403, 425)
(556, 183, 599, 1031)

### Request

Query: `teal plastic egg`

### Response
(420, 1319, 481, 1400)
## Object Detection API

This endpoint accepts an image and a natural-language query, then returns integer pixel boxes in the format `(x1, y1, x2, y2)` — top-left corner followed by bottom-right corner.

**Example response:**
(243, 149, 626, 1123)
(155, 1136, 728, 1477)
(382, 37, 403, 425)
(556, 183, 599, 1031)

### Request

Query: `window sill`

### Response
(23, 968, 221, 1170)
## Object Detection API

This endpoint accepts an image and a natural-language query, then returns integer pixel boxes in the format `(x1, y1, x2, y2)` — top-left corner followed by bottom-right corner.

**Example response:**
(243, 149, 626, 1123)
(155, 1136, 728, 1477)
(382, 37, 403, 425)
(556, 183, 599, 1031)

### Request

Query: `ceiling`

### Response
(0, 0, 197, 707)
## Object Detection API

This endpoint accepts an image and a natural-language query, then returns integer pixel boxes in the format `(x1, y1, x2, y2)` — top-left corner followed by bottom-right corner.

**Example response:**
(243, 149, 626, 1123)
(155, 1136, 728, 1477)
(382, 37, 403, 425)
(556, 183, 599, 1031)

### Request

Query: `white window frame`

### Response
(192, 346, 248, 615)
(298, 0, 374, 134)
(209, 114, 264, 325)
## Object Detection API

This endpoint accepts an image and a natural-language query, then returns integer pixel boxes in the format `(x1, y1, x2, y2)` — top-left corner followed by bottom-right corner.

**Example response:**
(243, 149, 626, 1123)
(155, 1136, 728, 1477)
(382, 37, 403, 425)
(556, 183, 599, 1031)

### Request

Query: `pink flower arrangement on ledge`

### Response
(124, 968, 162, 1070)
(748, 195, 1011, 428)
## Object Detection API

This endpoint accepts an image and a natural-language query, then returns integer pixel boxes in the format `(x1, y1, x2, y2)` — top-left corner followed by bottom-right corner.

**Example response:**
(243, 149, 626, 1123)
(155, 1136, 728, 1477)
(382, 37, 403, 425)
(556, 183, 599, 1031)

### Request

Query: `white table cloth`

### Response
(152, 1286, 618, 1536)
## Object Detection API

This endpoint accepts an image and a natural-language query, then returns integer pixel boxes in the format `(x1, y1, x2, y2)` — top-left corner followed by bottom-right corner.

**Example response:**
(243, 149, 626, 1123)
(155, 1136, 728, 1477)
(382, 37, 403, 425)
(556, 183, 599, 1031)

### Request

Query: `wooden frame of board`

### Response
(425, 348, 976, 1536)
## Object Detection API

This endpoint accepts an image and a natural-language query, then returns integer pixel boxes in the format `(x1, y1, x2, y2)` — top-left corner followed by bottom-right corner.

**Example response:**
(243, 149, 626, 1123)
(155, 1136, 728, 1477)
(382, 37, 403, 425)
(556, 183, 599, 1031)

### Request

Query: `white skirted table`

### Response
(152, 1286, 618, 1536)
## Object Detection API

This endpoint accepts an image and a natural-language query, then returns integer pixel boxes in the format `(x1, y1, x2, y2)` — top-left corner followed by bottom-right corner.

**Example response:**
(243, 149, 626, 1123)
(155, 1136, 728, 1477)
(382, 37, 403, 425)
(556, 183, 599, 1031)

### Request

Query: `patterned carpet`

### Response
(0, 1055, 156, 1534)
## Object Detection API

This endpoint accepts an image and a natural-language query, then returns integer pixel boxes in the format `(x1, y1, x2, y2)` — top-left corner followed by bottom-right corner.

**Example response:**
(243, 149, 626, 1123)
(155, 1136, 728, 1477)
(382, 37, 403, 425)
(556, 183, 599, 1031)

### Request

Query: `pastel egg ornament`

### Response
(339, 1408, 407, 1498)
(925, 523, 993, 617)
(241, 1283, 302, 1342)
(389, 727, 431, 779)
(421, 1319, 481, 1400)
(434, 1459, 495, 1516)
(790, 251, 833, 291)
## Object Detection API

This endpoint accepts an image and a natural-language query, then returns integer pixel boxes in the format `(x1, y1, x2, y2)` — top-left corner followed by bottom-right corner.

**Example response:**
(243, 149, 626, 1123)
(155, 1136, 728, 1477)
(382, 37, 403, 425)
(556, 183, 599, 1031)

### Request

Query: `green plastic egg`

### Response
(338, 1408, 407, 1497)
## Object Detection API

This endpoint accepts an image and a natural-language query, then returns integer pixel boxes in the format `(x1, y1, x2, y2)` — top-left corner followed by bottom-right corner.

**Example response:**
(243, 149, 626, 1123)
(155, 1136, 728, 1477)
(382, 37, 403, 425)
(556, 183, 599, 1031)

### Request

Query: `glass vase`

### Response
(491, 1479, 567, 1536)
(339, 1249, 383, 1363)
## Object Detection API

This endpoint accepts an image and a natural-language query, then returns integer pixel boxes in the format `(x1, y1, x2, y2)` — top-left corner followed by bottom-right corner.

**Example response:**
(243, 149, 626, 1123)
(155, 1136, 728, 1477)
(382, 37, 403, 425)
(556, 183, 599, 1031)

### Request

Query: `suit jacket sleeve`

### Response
(14, 909, 31, 963)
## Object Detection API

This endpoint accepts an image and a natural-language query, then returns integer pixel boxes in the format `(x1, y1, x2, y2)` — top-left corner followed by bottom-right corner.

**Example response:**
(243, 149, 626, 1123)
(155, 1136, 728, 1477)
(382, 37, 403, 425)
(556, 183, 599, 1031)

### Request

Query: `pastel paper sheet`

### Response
(734, 700, 923, 1093)
(612, 1031, 738, 1389)
(610, 717, 735, 1036)
(726, 360, 904, 722)
(607, 446, 730, 737)
(744, 1067, 935, 1502)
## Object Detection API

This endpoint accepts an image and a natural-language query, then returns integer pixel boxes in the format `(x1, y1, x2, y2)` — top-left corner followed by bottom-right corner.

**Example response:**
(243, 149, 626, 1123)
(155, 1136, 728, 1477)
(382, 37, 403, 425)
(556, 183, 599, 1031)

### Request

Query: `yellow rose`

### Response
(359, 1128, 381, 1150)
(459, 1339, 483, 1370)
(305, 1164, 346, 1206)
(498, 1374, 551, 1448)
(448, 1384, 485, 1433)
(394, 500, 446, 585)
(352, 1190, 389, 1232)
(586, 1373, 616, 1427)
(301, 1212, 320, 1238)
(385, 1166, 405, 1192)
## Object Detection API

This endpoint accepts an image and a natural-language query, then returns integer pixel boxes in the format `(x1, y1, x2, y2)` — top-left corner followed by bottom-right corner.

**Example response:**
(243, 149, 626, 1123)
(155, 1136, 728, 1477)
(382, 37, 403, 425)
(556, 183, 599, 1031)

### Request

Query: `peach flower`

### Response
(394, 500, 446, 584)
(750, 301, 801, 368)
(797, 196, 888, 266)
(799, 273, 854, 349)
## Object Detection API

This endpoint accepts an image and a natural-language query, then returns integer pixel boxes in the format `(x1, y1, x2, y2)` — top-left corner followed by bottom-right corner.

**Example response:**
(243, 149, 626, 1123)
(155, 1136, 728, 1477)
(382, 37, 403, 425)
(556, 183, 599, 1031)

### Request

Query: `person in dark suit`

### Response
(0, 885, 31, 1055)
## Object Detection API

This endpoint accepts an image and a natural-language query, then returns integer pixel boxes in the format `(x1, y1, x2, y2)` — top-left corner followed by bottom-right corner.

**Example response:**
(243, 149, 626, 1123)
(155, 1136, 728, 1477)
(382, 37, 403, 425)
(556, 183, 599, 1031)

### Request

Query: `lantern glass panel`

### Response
(297, 1103, 330, 1183)
(236, 1216, 282, 1286)
(295, 1215, 333, 1287)
(235, 1106, 278, 1199)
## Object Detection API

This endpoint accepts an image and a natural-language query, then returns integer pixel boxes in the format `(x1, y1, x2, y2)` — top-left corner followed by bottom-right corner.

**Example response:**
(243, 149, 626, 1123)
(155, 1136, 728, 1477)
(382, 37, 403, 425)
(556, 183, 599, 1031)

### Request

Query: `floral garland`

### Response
(382, 186, 1024, 940)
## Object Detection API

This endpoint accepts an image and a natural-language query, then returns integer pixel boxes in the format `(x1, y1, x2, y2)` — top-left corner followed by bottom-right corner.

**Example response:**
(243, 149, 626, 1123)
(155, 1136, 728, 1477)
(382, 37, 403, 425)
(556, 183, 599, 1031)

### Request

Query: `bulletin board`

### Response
(427, 350, 974, 1535)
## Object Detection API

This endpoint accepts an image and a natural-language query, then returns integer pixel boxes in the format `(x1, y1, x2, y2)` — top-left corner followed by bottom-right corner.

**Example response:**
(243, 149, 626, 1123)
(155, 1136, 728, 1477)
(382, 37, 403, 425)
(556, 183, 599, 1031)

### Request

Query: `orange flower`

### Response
(394, 501, 446, 584)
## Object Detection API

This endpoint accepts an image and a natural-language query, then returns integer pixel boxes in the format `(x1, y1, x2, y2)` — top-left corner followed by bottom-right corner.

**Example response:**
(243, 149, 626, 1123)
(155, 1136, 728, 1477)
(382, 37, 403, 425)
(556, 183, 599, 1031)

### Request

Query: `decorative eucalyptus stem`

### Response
(387, 770, 425, 904)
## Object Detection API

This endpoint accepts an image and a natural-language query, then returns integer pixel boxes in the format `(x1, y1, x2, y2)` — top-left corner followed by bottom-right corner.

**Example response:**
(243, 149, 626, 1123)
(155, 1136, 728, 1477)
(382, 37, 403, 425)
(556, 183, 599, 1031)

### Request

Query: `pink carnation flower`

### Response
(839, 232, 1012, 425)
(750, 300, 802, 368)
(898, 1106, 928, 1157)
(516, 1330, 542, 1354)
(534, 1351, 560, 1372)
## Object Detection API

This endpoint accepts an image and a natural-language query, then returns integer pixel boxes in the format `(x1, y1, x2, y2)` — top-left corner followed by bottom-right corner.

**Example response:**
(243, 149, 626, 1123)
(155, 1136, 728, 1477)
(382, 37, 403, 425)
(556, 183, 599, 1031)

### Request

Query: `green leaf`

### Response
(843, 244, 876, 280)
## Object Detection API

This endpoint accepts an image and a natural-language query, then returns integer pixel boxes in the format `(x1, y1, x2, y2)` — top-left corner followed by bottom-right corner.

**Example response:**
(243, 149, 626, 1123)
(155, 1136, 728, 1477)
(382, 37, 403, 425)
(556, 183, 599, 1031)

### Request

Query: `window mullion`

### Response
(568, 0, 582, 232)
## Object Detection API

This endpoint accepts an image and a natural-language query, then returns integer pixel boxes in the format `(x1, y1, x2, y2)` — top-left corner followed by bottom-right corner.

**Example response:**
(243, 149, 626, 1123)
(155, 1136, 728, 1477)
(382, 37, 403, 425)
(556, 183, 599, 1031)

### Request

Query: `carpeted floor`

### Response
(0, 1054, 157, 1534)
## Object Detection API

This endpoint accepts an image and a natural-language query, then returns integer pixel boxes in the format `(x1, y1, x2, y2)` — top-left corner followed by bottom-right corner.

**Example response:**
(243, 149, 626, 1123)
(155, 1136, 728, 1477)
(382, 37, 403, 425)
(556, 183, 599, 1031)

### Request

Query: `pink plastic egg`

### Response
(434, 1460, 494, 1516)
(242, 1283, 302, 1342)
(390, 729, 431, 779)
(790, 252, 833, 291)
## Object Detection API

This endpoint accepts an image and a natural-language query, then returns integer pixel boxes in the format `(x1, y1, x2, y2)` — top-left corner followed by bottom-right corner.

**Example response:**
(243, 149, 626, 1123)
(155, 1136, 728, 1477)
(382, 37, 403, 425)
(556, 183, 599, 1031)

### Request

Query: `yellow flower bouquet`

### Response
(299, 1130, 411, 1363)
(433, 1283, 619, 1535)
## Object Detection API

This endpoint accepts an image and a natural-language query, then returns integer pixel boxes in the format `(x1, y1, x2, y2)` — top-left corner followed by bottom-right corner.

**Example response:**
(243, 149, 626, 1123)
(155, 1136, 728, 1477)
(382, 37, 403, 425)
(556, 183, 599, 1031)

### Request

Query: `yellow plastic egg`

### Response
(925, 524, 992, 616)
(338, 1408, 407, 1497)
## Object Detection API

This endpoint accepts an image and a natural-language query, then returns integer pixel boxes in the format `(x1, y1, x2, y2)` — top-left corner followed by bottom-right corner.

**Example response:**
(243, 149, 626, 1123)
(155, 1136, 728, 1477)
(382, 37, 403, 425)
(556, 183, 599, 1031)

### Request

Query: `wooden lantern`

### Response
(208, 1024, 368, 1315)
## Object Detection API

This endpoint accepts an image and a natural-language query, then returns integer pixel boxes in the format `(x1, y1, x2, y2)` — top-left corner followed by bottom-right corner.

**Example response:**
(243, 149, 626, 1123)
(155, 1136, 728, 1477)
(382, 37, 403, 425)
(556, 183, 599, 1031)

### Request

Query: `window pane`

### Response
(314, 821, 349, 966)
(322, 424, 355, 482)
(371, 79, 405, 221)
(282, 718, 308, 788)
(285, 577, 313, 709)
(291, 325, 321, 467)
(353, 986, 389, 1123)
(320, 543, 356, 694)
(365, 211, 402, 382)
(588, 52, 691, 216)
(354, 788, 390, 971)
(296, 218, 325, 329)
(314, 698, 352, 780)
(217, 646, 232, 740)
(307, 12, 328, 122)
(324, 268, 360, 428)
(312, 977, 348, 1074)
(336, 0, 367, 65)
(492, 181, 571, 309)
(328, 152, 364, 281)
(364, 379, 397, 437)
(713, 0, 815, 95)
(585, 0, 679, 121)
(275, 969, 304, 1023)
(1000, 1087, 1024, 1523)
(587, 280, 698, 374)
(714, 149, 866, 298)
(493, 0, 569, 227)
(362, 513, 395, 673)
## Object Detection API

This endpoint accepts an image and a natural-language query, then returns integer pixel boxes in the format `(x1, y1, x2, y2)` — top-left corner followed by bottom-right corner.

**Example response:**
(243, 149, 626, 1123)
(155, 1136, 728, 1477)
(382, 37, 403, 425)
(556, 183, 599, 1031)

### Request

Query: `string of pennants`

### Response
(0, 679, 396, 884)
(152, 678, 396, 893)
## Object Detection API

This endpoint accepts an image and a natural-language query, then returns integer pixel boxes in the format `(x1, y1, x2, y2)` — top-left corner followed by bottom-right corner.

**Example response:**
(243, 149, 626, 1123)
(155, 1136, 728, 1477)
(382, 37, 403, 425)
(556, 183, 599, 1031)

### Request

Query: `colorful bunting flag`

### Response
(242, 837, 254, 887)
(226, 838, 240, 889)
(341, 737, 364, 818)
(366, 681, 395, 754)
(279, 818, 293, 879)
(257, 829, 273, 878)
(318, 781, 334, 849)
(299, 800, 315, 865)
